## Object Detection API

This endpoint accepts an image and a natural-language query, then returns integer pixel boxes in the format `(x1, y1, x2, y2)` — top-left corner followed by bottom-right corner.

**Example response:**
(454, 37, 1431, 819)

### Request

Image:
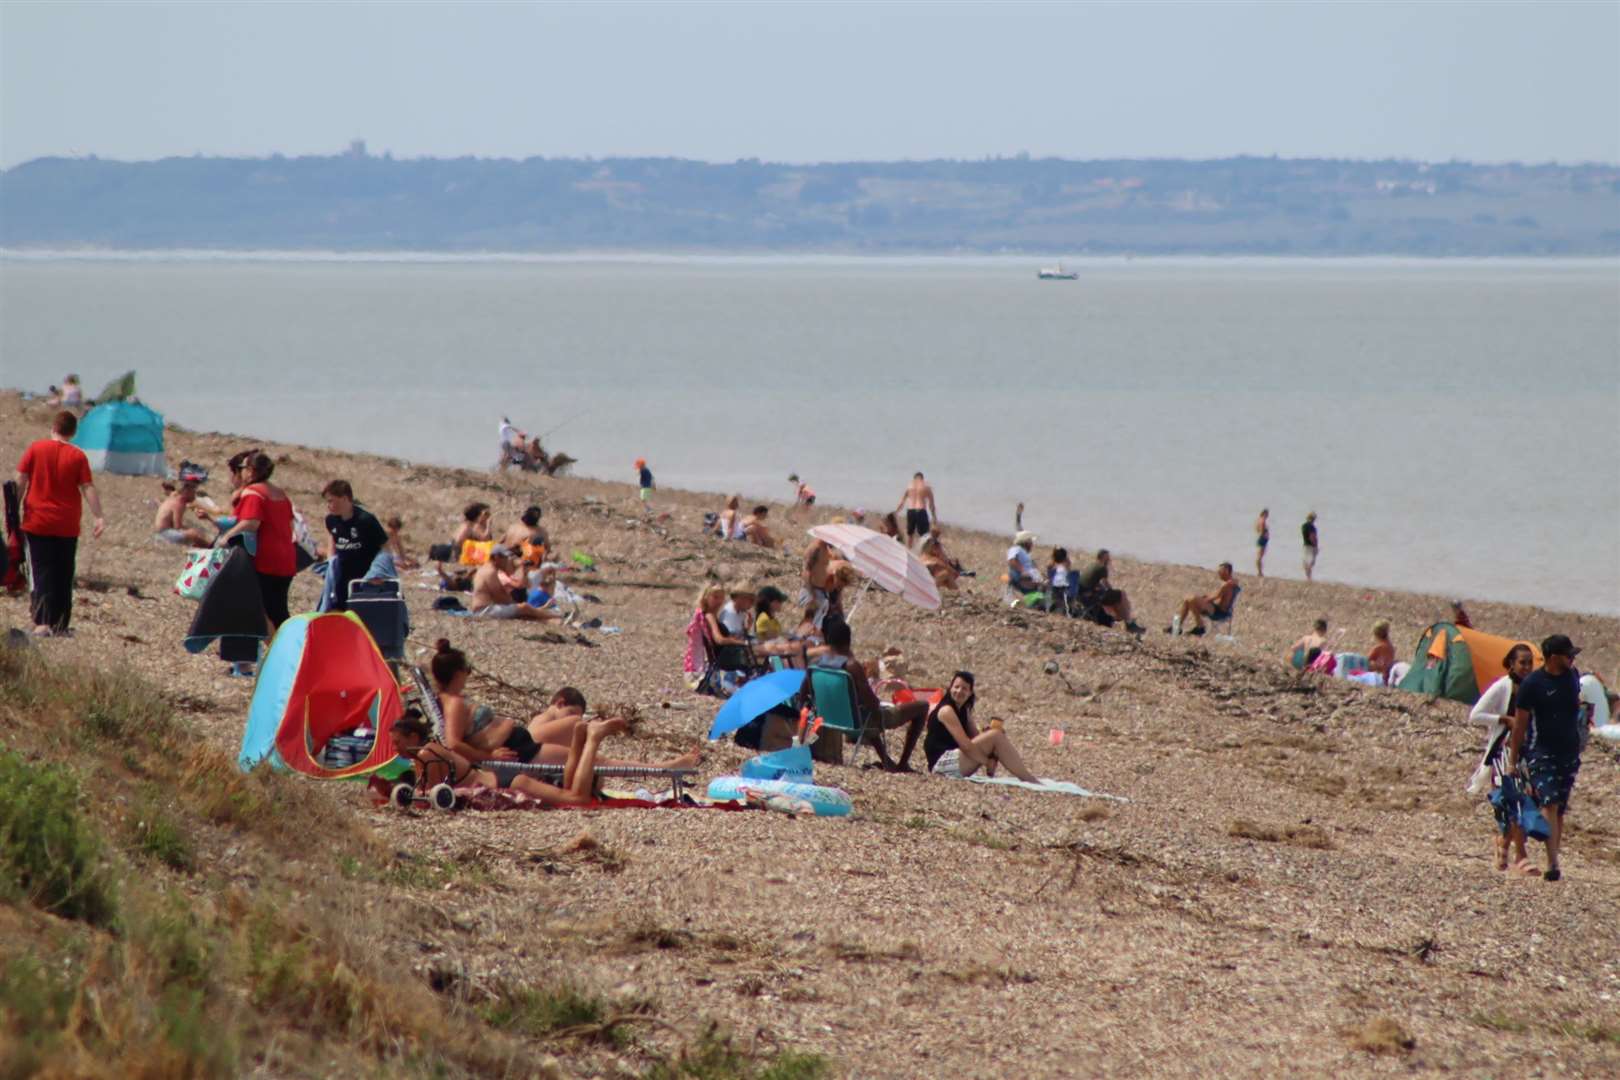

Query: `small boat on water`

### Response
(1037, 263, 1078, 280)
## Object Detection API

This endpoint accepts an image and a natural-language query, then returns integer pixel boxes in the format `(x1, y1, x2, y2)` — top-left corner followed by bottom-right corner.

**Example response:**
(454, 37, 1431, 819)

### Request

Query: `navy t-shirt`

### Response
(639, 467, 654, 489)
(1302, 522, 1318, 547)
(1518, 666, 1583, 759)
(325, 505, 388, 608)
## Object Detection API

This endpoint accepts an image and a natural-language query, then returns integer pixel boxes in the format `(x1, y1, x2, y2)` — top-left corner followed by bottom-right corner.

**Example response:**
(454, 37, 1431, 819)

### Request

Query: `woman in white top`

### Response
(1046, 547, 1072, 612)
(1467, 643, 1537, 874)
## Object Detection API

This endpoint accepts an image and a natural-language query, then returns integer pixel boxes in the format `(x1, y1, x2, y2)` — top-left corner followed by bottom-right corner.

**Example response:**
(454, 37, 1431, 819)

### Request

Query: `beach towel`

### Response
(447, 787, 761, 812)
(963, 775, 1128, 801)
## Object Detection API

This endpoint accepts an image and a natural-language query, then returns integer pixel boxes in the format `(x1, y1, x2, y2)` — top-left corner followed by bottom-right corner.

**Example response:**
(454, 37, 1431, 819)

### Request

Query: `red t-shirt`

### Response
(237, 485, 297, 577)
(17, 439, 92, 537)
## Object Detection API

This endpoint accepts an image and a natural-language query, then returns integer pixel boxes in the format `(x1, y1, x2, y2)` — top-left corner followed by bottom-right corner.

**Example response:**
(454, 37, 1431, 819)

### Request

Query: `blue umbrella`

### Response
(706, 668, 808, 740)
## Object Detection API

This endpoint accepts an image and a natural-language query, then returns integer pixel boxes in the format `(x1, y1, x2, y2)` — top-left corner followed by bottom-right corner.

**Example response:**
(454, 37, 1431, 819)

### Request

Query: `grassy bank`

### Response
(0, 645, 829, 1079)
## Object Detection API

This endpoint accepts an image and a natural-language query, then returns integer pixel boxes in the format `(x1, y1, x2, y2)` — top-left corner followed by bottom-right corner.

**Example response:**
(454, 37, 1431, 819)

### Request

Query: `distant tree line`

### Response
(2, 153, 1616, 254)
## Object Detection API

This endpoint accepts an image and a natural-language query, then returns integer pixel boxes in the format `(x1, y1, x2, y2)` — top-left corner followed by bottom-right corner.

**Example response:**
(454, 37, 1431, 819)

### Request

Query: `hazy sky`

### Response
(3, 1, 1617, 169)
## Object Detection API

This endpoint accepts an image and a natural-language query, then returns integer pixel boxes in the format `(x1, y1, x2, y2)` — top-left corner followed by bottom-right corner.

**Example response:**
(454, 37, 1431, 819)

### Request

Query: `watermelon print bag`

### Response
(174, 547, 231, 600)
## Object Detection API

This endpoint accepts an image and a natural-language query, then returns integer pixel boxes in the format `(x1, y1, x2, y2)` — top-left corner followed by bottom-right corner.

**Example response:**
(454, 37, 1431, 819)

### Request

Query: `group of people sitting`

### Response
(1005, 533, 1147, 635)
(707, 496, 778, 547)
(433, 502, 580, 623)
(677, 566, 1043, 781)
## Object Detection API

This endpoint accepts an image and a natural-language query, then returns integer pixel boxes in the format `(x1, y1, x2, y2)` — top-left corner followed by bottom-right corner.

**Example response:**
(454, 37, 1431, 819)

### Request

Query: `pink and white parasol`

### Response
(807, 523, 941, 611)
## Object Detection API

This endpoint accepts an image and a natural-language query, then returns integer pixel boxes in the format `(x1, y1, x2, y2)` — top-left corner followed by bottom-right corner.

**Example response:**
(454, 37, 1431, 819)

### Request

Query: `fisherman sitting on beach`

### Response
(153, 480, 212, 546)
(470, 545, 566, 621)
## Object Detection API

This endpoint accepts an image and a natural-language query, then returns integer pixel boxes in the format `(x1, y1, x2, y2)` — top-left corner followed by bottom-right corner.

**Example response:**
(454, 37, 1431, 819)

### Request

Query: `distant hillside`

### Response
(4, 151, 1618, 254)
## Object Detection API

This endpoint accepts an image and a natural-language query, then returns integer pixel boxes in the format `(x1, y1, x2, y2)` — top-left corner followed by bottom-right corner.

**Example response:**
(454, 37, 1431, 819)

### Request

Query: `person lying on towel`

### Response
(430, 639, 700, 771)
(390, 709, 614, 806)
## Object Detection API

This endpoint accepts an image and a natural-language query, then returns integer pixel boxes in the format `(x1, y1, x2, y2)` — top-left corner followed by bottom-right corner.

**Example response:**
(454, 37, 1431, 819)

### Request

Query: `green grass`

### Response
(0, 748, 118, 926)
(0, 954, 77, 1079)
(133, 798, 194, 872)
(643, 1025, 832, 1080)
(481, 982, 616, 1043)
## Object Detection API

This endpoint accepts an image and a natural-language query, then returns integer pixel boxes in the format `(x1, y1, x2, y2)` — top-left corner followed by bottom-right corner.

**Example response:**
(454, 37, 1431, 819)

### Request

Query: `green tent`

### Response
(1395, 622, 1541, 705)
(94, 370, 138, 404)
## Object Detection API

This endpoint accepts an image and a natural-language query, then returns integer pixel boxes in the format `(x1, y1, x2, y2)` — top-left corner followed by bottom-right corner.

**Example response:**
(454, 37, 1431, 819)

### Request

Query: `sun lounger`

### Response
(405, 665, 696, 796)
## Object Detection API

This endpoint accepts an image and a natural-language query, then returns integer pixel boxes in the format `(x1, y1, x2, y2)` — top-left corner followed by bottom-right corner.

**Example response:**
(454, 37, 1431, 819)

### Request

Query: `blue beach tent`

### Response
(73, 400, 166, 476)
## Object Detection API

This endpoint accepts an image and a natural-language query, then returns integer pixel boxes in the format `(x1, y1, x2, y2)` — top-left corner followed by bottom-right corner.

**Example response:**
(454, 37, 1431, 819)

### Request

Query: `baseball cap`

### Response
(1540, 634, 1581, 659)
(489, 544, 516, 560)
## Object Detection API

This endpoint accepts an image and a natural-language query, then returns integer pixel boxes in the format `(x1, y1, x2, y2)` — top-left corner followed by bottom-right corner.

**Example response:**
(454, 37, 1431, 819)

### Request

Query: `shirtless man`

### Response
(1286, 618, 1331, 666)
(1170, 562, 1239, 636)
(153, 482, 211, 546)
(741, 505, 777, 548)
(499, 505, 549, 554)
(895, 472, 937, 549)
(521, 687, 701, 769)
(470, 546, 563, 622)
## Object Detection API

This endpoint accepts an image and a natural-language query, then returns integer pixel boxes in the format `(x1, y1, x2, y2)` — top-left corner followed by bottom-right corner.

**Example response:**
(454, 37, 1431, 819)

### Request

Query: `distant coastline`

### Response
(5, 153, 1617, 255)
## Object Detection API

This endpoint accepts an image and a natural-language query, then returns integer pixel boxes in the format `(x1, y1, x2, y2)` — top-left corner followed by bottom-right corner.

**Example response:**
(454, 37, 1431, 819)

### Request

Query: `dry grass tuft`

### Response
(1228, 818, 1334, 850)
(1345, 1016, 1415, 1055)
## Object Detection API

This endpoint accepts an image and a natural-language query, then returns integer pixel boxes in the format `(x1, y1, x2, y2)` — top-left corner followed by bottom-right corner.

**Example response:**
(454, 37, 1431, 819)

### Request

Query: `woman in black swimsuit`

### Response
(922, 672, 1039, 782)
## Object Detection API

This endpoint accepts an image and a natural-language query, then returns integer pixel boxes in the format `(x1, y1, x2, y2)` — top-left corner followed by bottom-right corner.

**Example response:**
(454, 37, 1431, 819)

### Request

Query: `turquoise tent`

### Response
(73, 400, 165, 476)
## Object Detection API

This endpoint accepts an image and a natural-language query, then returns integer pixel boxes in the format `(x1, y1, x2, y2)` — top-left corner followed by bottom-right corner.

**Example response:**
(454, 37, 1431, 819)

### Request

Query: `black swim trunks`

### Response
(503, 727, 541, 764)
(1526, 749, 1580, 813)
(905, 508, 930, 537)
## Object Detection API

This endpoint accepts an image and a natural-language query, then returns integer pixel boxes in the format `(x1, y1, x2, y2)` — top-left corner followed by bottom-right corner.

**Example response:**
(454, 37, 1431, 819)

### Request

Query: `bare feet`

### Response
(666, 746, 704, 770)
(587, 717, 629, 739)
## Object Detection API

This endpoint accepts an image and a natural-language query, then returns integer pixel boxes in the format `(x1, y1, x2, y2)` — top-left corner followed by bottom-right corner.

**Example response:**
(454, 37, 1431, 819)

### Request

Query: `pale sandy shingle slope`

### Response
(3, 391, 1617, 1078)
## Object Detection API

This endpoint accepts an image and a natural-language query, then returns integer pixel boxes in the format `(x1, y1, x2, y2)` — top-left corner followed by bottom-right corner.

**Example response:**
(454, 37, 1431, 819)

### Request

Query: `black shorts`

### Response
(503, 727, 540, 764)
(905, 508, 930, 537)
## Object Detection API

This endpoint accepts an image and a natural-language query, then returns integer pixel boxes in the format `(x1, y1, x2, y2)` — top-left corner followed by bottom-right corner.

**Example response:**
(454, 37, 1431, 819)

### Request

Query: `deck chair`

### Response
(806, 666, 873, 766)
(485, 761, 699, 800)
(1208, 585, 1242, 642)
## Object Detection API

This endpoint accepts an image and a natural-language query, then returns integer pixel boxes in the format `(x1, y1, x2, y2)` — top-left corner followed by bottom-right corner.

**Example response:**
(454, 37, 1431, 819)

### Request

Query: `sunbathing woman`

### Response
(922, 672, 1040, 782)
(390, 709, 616, 806)
(919, 535, 960, 591)
(433, 640, 699, 769)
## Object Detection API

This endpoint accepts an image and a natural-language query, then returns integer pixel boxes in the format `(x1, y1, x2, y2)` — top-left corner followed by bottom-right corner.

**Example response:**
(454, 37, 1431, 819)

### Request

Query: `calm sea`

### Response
(2, 253, 1616, 614)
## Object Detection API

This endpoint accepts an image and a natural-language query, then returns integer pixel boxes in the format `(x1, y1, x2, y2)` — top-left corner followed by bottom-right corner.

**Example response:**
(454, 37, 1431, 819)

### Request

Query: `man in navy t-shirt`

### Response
(1508, 634, 1587, 881)
(321, 479, 389, 611)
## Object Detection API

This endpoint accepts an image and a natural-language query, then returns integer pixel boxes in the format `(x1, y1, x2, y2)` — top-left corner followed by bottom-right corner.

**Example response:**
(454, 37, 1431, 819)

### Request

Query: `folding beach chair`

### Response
(1209, 584, 1243, 643)
(806, 666, 872, 766)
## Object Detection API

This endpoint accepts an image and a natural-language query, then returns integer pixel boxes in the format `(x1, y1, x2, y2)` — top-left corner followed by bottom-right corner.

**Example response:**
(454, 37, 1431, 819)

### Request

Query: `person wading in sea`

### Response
(1301, 511, 1319, 582)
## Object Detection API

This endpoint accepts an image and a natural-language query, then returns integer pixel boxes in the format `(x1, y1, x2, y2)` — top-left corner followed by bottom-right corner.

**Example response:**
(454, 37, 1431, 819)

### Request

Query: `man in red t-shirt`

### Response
(15, 410, 106, 636)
